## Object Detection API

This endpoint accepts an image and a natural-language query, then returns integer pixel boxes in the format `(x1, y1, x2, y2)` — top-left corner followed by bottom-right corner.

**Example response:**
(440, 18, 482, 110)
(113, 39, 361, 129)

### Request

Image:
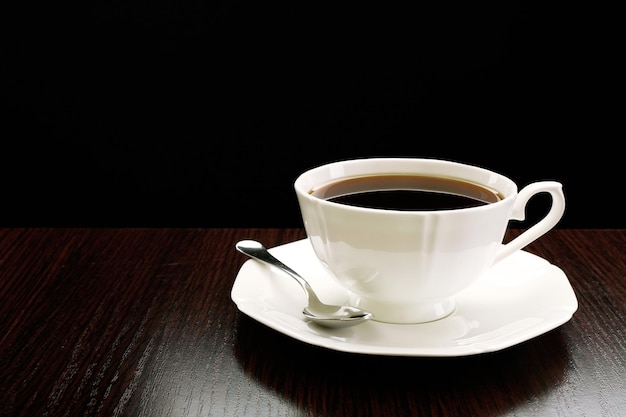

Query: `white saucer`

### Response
(231, 239, 578, 357)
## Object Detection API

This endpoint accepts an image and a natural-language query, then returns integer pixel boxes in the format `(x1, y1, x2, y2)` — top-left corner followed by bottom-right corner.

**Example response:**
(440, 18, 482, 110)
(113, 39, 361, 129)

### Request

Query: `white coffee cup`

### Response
(294, 158, 565, 324)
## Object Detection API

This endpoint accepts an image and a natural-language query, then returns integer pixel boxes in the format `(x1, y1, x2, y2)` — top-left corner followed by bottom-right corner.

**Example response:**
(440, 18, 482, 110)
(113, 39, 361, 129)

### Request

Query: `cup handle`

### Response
(494, 181, 565, 263)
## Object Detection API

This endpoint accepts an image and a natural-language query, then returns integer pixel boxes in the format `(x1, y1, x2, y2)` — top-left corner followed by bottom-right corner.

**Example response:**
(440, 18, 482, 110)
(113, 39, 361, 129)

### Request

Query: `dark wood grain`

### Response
(1, 228, 624, 416)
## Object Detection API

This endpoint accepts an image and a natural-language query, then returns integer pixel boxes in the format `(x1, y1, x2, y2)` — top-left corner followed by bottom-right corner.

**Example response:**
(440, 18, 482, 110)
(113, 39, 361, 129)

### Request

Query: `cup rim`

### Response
(294, 157, 518, 215)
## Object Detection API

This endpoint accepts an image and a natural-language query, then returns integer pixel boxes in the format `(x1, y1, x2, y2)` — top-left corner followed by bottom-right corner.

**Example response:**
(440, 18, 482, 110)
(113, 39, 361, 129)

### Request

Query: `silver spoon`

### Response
(235, 240, 373, 328)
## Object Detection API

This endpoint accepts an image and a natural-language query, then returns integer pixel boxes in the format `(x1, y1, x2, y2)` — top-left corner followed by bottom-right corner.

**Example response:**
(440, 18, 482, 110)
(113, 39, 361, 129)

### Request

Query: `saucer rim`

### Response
(231, 239, 578, 357)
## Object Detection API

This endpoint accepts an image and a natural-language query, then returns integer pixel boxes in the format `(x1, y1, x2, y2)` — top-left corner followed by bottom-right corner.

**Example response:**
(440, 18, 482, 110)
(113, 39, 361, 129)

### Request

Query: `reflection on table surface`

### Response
(0, 228, 624, 416)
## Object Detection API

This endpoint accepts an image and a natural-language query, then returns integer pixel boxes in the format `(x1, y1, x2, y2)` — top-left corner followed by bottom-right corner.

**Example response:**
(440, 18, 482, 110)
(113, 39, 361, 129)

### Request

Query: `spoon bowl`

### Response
(235, 240, 373, 328)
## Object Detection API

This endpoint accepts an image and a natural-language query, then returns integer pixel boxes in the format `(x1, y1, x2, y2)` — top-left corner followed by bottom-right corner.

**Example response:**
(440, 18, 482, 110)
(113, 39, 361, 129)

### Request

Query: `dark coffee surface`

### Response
(312, 175, 503, 211)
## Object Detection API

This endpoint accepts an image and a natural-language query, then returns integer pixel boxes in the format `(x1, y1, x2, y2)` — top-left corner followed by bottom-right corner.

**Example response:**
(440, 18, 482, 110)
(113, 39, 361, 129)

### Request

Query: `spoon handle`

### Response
(235, 240, 316, 298)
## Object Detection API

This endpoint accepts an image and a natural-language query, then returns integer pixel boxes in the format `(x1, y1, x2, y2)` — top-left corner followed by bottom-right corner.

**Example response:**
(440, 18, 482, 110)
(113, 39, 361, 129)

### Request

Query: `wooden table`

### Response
(1, 228, 624, 416)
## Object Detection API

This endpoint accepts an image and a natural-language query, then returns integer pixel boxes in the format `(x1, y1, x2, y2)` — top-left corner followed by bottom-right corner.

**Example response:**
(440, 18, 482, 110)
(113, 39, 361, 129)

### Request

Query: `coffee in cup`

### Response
(311, 174, 504, 211)
(294, 158, 565, 324)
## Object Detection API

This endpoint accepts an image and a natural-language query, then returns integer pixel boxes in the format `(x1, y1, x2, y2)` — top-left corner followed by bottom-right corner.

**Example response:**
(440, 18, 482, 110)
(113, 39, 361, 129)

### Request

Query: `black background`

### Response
(2, 1, 620, 228)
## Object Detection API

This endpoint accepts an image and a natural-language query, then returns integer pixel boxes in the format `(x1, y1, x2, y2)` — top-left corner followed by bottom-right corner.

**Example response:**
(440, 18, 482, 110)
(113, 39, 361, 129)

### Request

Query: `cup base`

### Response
(348, 293, 456, 324)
